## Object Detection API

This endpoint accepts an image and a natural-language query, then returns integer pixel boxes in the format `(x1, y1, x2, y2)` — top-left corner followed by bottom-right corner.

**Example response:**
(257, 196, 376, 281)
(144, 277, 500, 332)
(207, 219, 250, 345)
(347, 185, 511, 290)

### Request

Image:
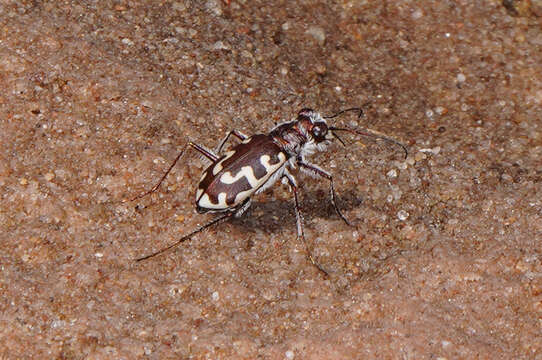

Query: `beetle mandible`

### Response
(131, 108, 408, 275)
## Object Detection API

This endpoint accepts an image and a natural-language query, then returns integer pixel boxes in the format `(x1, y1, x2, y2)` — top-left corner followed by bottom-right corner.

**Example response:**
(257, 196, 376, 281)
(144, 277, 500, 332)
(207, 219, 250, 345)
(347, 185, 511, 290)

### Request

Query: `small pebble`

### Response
(212, 40, 230, 51)
(419, 147, 441, 155)
(397, 210, 409, 221)
(306, 26, 326, 45)
(435, 106, 446, 115)
(412, 9, 423, 19)
(414, 152, 427, 162)
(387, 169, 398, 178)
(285, 350, 295, 359)
(206, 0, 222, 16)
(211, 291, 219, 301)
(121, 38, 134, 46)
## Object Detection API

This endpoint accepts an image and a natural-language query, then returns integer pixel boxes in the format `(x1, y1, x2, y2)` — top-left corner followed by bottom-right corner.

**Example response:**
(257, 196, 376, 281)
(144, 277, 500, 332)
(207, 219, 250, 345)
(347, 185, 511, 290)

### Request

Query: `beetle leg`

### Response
(234, 198, 252, 218)
(282, 171, 329, 276)
(127, 141, 217, 201)
(215, 129, 248, 154)
(136, 211, 235, 261)
(298, 161, 353, 227)
(190, 142, 219, 162)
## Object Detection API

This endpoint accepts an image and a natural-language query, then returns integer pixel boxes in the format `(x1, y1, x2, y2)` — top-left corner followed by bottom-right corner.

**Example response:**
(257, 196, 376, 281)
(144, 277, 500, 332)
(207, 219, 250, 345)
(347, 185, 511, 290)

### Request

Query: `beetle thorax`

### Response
(270, 108, 332, 159)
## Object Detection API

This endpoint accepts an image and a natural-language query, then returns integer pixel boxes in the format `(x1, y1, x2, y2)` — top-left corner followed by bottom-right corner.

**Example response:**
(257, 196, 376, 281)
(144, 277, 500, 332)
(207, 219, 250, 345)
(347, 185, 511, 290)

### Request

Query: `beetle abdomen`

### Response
(196, 134, 288, 212)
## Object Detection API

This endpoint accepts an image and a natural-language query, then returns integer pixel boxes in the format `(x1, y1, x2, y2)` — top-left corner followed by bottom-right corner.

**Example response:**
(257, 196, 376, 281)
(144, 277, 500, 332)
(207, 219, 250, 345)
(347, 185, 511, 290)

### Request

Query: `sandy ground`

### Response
(1, 0, 541, 359)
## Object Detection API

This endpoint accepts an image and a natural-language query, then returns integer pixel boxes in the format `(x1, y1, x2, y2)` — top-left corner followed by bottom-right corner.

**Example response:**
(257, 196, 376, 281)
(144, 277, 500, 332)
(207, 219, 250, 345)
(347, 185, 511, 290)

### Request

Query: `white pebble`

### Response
(412, 9, 423, 19)
(306, 26, 326, 44)
(386, 169, 398, 178)
(121, 38, 134, 46)
(435, 106, 446, 115)
(397, 210, 409, 221)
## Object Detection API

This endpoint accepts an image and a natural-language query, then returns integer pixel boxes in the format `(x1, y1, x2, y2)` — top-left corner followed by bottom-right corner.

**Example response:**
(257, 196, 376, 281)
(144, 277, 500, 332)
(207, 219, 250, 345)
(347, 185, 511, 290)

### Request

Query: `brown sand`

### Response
(1, 1, 541, 358)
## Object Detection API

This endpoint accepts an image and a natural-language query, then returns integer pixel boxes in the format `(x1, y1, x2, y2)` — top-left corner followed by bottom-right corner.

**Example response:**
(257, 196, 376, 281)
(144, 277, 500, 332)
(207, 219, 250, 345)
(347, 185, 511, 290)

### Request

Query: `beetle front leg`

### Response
(282, 171, 329, 276)
(298, 161, 353, 227)
(215, 129, 248, 154)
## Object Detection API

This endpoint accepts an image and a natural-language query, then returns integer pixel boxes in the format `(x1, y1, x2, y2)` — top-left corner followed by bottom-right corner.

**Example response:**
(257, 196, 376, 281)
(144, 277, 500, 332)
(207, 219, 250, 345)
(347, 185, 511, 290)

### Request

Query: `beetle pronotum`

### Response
(131, 108, 407, 275)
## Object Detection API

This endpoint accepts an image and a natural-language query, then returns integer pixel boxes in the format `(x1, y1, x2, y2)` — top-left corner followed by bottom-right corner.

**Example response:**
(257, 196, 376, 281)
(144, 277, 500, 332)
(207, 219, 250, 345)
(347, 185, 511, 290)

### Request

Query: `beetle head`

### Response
(296, 108, 333, 144)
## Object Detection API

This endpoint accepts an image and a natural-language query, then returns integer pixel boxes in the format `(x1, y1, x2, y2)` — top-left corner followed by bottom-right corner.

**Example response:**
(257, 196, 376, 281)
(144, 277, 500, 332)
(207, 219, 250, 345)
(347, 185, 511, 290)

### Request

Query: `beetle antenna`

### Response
(329, 126, 408, 159)
(323, 107, 363, 120)
(135, 212, 234, 262)
(325, 107, 363, 147)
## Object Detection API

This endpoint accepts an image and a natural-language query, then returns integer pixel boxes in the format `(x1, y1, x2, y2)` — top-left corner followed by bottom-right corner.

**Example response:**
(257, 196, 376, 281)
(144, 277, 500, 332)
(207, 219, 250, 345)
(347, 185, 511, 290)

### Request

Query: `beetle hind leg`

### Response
(136, 211, 235, 261)
(127, 141, 217, 202)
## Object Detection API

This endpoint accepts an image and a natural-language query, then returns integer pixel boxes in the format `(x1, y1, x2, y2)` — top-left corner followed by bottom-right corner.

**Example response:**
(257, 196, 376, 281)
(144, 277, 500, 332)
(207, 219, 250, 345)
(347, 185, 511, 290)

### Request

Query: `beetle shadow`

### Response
(228, 188, 365, 236)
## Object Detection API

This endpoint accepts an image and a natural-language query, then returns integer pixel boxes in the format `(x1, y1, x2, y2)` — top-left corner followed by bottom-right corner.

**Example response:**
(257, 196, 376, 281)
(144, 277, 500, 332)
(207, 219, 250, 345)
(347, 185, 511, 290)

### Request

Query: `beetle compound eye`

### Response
(312, 122, 328, 141)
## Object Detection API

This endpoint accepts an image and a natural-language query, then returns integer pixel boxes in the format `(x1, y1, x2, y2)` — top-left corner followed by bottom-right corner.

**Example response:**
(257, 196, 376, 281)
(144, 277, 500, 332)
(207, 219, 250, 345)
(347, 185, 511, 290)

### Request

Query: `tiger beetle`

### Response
(130, 107, 408, 276)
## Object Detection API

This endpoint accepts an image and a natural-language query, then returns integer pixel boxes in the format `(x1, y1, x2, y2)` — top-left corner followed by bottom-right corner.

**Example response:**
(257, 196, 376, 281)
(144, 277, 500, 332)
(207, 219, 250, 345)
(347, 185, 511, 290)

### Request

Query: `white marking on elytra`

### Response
(198, 192, 228, 209)
(260, 152, 286, 172)
(233, 188, 255, 205)
(212, 150, 236, 175)
(253, 166, 286, 196)
(221, 166, 259, 188)
(220, 152, 287, 190)
(217, 192, 227, 206)
(220, 152, 289, 205)
(252, 152, 286, 197)
(199, 171, 207, 183)
(196, 187, 204, 199)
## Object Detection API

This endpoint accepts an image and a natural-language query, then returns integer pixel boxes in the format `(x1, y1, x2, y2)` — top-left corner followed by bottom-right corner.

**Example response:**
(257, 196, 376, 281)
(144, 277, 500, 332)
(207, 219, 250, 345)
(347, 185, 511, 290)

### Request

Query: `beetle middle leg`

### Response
(128, 141, 217, 201)
(298, 161, 353, 226)
(283, 171, 329, 276)
(215, 129, 248, 154)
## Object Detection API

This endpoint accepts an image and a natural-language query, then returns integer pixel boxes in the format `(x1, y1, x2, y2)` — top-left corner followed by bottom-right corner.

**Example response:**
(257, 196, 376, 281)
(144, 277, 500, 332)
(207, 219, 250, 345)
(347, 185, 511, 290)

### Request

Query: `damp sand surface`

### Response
(1, 1, 541, 358)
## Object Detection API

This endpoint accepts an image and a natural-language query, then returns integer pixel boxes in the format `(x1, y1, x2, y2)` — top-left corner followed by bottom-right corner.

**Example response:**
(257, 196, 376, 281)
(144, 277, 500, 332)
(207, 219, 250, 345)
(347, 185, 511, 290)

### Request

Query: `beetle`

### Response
(131, 107, 408, 275)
